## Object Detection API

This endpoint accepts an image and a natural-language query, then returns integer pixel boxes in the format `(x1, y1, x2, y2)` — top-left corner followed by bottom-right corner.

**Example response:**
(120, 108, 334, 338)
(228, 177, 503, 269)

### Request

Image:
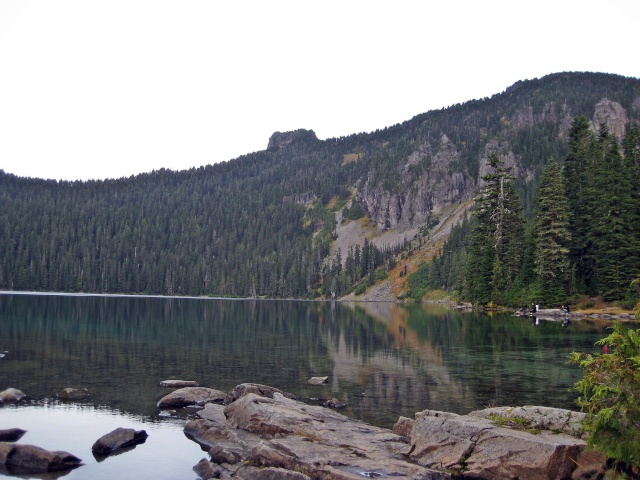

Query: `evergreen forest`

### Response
(2, 72, 640, 306)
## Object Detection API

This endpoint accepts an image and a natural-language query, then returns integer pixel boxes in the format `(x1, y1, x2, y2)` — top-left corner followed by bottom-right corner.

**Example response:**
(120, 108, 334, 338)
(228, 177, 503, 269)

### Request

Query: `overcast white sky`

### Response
(0, 1, 638, 181)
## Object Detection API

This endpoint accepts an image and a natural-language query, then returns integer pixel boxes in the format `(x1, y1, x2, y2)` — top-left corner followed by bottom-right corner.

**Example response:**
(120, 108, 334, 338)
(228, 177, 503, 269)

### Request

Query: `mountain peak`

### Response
(267, 129, 317, 151)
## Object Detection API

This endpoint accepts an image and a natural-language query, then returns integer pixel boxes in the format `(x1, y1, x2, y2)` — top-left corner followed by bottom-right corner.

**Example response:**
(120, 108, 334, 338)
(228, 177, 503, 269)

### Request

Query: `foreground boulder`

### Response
(0, 442, 82, 474)
(185, 392, 445, 479)
(0, 429, 26, 442)
(91, 427, 148, 456)
(0, 388, 26, 404)
(157, 387, 226, 408)
(406, 408, 606, 480)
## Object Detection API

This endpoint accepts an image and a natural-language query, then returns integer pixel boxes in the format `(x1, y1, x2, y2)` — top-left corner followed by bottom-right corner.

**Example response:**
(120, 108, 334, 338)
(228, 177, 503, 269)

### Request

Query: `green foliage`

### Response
(466, 153, 525, 306)
(533, 161, 571, 304)
(1, 73, 640, 300)
(342, 201, 365, 221)
(570, 323, 640, 467)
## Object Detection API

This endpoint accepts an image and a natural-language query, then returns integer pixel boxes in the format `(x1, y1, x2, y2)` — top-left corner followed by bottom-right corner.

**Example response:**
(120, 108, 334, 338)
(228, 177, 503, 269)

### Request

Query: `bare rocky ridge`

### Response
(183, 383, 605, 480)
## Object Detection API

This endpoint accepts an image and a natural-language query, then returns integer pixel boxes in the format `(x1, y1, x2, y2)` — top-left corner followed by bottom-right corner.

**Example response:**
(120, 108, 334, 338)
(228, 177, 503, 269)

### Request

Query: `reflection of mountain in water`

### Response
(0, 294, 607, 428)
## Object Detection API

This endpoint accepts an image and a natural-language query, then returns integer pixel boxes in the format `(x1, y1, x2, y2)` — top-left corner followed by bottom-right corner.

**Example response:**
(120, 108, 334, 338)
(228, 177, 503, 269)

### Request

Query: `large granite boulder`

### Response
(407, 408, 606, 480)
(91, 427, 148, 456)
(0, 442, 82, 474)
(185, 393, 445, 479)
(157, 387, 226, 408)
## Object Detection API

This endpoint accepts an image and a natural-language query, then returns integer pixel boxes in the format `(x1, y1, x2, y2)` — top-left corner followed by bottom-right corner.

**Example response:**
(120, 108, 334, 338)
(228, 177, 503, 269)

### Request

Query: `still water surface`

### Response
(0, 293, 609, 479)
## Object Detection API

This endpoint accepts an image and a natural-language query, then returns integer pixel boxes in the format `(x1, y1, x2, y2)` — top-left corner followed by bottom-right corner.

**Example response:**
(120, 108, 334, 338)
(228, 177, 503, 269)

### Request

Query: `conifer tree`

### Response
(591, 126, 640, 300)
(563, 116, 598, 294)
(467, 153, 524, 305)
(534, 161, 571, 304)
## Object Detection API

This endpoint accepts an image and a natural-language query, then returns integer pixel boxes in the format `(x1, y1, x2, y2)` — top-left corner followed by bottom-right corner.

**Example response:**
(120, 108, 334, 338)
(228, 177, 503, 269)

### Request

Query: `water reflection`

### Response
(0, 293, 607, 429)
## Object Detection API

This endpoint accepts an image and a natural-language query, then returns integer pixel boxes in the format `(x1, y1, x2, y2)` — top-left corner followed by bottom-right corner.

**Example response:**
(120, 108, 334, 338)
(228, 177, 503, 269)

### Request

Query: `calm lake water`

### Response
(0, 293, 610, 479)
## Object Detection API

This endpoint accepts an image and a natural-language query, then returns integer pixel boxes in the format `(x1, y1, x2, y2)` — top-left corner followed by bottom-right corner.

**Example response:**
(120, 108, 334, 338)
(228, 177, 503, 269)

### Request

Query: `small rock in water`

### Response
(159, 379, 199, 388)
(0, 428, 27, 442)
(323, 398, 346, 409)
(58, 388, 89, 401)
(0, 388, 26, 404)
(308, 376, 329, 385)
(91, 427, 148, 456)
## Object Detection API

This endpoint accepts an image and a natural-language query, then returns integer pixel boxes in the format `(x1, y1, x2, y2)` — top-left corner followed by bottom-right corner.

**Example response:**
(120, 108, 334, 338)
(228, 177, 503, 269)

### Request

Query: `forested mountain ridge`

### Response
(1, 72, 639, 300)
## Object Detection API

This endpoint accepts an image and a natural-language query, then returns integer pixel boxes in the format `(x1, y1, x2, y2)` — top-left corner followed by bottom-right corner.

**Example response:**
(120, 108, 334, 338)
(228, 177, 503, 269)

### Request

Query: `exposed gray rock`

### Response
(0, 388, 26, 403)
(592, 98, 629, 140)
(267, 129, 317, 151)
(160, 379, 199, 388)
(91, 427, 148, 456)
(185, 391, 445, 479)
(223, 383, 292, 405)
(469, 405, 587, 438)
(0, 428, 26, 442)
(157, 386, 226, 408)
(0, 442, 82, 474)
(193, 458, 222, 479)
(58, 387, 89, 401)
(307, 376, 328, 385)
(408, 408, 605, 479)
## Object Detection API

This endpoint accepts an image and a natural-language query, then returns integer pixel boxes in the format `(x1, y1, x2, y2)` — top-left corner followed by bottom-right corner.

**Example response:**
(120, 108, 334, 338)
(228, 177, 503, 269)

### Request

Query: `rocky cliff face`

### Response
(354, 97, 635, 234)
(357, 134, 471, 231)
(267, 129, 318, 151)
(592, 98, 629, 139)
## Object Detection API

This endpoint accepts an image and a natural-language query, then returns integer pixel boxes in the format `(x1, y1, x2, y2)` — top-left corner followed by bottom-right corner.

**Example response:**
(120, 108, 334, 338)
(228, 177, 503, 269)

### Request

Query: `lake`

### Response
(0, 293, 609, 479)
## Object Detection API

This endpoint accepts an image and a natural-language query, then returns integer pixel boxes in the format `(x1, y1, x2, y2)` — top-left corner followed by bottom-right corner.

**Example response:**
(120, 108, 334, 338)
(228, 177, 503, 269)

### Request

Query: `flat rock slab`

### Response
(0, 442, 82, 474)
(469, 405, 587, 438)
(157, 386, 226, 408)
(160, 379, 199, 388)
(408, 410, 604, 480)
(185, 392, 446, 479)
(91, 427, 148, 456)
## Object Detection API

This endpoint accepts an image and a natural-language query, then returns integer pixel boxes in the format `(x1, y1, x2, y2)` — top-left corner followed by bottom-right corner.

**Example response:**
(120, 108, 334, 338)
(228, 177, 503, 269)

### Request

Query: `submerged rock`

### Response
(0, 443, 82, 474)
(91, 427, 148, 456)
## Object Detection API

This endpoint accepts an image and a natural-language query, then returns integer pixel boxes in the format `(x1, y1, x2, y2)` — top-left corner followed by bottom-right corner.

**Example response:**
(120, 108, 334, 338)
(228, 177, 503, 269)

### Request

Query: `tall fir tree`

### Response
(591, 126, 640, 300)
(563, 116, 598, 294)
(466, 153, 525, 305)
(534, 161, 571, 305)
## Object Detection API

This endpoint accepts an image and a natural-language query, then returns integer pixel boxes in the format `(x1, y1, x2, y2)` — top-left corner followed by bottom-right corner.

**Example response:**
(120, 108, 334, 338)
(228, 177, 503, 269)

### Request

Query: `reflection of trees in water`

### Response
(0, 295, 608, 427)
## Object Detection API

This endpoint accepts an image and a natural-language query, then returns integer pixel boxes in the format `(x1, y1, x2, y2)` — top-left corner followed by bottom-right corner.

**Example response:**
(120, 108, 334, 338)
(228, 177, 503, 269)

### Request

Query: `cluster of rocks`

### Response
(0, 386, 147, 476)
(161, 382, 606, 480)
(2, 381, 609, 479)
